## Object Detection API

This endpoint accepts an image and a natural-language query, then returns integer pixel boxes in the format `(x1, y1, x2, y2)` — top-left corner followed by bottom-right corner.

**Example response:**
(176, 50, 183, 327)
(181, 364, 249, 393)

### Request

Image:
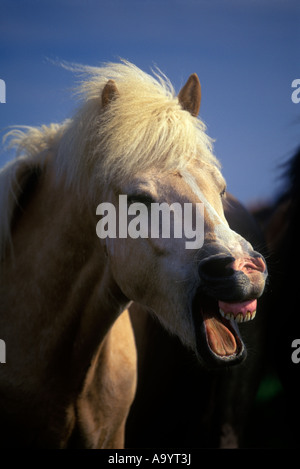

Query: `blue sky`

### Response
(1, 0, 299, 204)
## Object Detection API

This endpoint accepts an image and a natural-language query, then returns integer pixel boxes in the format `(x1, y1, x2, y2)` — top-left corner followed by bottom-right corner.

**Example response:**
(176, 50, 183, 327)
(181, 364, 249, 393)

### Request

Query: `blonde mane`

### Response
(0, 60, 219, 260)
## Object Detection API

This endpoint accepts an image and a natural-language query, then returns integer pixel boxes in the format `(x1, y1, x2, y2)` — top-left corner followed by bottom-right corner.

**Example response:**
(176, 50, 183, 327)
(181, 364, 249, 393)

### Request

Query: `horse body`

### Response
(0, 161, 136, 447)
(0, 61, 267, 448)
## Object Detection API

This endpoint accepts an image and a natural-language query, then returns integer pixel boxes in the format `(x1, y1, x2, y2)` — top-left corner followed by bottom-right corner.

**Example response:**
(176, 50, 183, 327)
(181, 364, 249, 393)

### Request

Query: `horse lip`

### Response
(200, 272, 265, 304)
(192, 291, 246, 368)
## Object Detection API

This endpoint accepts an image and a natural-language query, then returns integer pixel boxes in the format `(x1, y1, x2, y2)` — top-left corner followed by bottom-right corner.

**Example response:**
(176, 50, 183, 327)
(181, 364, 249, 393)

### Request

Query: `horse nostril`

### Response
(199, 255, 235, 280)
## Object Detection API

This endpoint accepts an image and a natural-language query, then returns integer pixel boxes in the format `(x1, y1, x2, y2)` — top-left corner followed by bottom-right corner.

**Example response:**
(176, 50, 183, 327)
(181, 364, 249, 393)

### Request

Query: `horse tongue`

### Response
(204, 315, 237, 357)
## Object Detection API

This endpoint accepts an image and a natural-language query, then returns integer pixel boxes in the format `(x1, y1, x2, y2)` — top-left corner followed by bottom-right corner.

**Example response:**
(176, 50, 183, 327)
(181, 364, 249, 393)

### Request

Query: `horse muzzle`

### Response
(198, 251, 267, 302)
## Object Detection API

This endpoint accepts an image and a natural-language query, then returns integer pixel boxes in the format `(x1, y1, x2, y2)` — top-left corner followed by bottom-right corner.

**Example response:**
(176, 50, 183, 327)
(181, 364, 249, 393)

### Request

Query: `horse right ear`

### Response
(178, 73, 201, 117)
(101, 79, 119, 108)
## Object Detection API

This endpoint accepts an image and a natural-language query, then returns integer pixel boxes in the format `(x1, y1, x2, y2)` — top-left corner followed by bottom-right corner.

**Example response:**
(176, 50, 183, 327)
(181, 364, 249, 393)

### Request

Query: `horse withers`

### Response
(0, 61, 267, 448)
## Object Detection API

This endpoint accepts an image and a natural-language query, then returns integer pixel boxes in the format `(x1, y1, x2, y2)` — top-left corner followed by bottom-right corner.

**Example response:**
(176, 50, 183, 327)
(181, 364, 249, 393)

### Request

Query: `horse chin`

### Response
(192, 292, 247, 368)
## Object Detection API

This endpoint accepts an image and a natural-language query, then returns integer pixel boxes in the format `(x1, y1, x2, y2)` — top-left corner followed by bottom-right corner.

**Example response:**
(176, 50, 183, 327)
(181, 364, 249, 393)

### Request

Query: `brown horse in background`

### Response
(0, 60, 267, 448)
(258, 146, 300, 446)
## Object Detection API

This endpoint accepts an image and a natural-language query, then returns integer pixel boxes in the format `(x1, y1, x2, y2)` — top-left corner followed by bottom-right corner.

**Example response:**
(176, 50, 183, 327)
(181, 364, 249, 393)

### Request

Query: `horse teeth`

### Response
(225, 313, 234, 321)
(235, 313, 244, 323)
(244, 312, 251, 322)
(251, 310, 256, 320)
(219, 309, 257, 323)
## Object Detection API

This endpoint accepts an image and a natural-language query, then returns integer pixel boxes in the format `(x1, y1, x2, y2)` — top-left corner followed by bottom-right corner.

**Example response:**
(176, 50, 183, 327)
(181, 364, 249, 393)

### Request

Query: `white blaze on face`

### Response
(181, 170, 253, 258)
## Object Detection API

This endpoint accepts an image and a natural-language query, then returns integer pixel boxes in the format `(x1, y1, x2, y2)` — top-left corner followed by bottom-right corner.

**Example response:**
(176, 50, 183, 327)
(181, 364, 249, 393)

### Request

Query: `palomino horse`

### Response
(0, 61, 267, 448)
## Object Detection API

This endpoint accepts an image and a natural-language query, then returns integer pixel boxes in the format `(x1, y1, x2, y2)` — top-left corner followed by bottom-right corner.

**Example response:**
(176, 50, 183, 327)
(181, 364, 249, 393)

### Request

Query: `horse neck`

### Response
(42, 162, 130, 335)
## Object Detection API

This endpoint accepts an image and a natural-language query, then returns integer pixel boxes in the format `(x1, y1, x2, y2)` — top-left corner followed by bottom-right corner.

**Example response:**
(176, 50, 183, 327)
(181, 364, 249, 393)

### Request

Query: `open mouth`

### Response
(192, 293, 257, 367)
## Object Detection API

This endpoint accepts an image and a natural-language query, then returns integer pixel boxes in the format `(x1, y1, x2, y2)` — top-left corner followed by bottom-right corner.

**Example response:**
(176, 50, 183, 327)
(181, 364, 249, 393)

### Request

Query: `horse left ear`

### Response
(178, 73, 201, 117)
(101, 79, 119, 108)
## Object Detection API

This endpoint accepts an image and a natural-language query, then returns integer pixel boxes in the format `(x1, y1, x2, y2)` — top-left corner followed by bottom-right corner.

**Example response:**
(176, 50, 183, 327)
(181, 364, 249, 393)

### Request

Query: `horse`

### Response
(259, 145, 300, 446)
(0, 60, 267, 448)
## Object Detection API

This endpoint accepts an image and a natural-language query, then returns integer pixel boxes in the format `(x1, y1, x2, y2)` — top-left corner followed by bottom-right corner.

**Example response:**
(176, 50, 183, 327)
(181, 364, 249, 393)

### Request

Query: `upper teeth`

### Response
(219, 308, 256, 323)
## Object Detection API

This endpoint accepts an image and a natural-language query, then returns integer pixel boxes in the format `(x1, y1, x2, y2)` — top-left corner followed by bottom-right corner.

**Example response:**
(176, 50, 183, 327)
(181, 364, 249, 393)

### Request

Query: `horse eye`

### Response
(220, 187, 226, 198)
(127, 193, 154, 206)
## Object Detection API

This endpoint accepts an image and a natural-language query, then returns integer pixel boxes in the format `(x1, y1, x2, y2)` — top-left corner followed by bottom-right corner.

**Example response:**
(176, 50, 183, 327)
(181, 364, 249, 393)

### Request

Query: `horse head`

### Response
(93, 62, 267, 368)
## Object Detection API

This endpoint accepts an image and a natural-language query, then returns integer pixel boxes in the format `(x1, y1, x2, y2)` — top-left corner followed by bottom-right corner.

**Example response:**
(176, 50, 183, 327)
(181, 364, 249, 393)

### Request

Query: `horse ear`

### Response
(178, 73, 201, 117)
(101, 79, 119, 108)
